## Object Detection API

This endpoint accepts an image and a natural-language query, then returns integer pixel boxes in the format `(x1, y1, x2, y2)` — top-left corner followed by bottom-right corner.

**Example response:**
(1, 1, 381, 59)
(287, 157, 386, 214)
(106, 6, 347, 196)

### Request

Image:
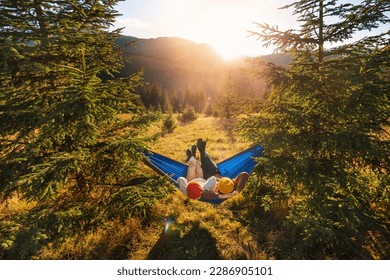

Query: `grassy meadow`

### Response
(2, 0, 388, 263)
(1, 115, 271, 260)
(2, 114, 387, 260)
(149, 116, 251, 162)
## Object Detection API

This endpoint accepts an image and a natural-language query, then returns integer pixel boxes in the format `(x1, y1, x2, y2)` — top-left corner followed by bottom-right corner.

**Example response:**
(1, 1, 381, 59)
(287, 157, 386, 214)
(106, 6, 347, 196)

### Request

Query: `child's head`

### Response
(187, 181, 202, 199)
(217, 177, 234, 194)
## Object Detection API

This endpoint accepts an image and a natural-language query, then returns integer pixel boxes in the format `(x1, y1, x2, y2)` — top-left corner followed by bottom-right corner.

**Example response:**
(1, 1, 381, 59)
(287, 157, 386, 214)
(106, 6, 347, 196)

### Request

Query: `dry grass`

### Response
(5, 114, 387, 260)
(37, 218, 144, 260)
(39, 115, 265, 260)
(150, 115, 251, 163)
(127, 193, 266, 260)
(122, 115, 266, 260)
(2, 115, 270, 260)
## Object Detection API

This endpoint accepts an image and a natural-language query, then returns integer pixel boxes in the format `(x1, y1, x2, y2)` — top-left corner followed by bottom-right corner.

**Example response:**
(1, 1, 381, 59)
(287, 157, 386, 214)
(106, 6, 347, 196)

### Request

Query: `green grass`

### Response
(150, 115, 250, 162)
(29, 114, 269, 260)
(5, 114, 386, 260)
(1, 114, 321, 260)
(125, 114, 266, 260)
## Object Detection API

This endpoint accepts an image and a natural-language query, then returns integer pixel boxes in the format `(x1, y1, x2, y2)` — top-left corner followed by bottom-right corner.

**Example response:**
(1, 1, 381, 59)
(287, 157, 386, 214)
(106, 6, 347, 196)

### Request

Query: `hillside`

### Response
(115, 36, 291, 98)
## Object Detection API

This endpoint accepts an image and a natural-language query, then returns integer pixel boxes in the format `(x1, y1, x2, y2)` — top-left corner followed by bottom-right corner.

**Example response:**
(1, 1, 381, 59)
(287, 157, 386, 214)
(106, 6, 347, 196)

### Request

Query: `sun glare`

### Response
(178, 5, 260, 59)
(213, 40, 248, 61)
(212, 36, 244, 61)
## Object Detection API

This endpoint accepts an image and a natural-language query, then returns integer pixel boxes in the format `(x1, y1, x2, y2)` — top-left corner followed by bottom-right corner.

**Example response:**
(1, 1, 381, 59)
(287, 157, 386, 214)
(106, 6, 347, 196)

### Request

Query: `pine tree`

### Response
(216, 72, 241, 119)
(169, 86, 181, 113)
(0, 0, 168, 259)
(162, 106, 177, 134)
(178, 105, 197, 123)
(241, 0, 389, 258)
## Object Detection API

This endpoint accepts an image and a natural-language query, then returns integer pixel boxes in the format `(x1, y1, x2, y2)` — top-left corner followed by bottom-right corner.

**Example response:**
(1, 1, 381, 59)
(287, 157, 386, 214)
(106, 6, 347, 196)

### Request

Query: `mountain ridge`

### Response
(116, 36, 290, 98)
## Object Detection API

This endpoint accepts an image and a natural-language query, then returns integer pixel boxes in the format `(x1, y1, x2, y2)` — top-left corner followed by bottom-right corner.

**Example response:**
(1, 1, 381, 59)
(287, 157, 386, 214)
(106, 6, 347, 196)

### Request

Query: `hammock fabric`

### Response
(144, 145, 263, 204)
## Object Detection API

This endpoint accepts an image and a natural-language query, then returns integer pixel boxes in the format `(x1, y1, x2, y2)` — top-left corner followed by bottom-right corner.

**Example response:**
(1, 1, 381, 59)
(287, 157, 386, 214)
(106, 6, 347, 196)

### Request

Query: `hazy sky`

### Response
(113, 0, 389, 59)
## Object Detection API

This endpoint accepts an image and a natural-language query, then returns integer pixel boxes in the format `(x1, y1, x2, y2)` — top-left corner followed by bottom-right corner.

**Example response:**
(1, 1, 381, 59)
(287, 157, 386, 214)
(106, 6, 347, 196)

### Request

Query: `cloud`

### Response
(115, 17, 152, 30)
(114, 17, 157, 37)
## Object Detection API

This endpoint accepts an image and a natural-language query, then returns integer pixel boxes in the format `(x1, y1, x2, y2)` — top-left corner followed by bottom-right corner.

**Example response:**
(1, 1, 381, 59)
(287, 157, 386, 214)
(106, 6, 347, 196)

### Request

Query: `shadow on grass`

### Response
(147, 222, 221, 260)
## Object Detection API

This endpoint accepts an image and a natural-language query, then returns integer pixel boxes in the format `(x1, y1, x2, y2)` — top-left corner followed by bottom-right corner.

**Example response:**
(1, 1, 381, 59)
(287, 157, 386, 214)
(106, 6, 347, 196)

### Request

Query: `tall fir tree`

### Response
(216, 71, 241, 119)
(241, 0, 389, 258)
(0, 0, 168, 259)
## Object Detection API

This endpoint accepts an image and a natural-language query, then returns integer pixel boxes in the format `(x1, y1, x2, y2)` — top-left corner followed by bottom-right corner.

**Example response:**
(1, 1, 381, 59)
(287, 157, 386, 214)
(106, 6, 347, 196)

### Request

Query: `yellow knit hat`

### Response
(217, 177, 234, 194)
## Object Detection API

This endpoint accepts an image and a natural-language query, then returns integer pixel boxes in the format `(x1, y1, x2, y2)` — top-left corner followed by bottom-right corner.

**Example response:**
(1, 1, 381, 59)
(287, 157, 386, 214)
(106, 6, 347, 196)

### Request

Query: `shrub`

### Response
(162, 113, 177, 134)
(178, 106, 197, 123)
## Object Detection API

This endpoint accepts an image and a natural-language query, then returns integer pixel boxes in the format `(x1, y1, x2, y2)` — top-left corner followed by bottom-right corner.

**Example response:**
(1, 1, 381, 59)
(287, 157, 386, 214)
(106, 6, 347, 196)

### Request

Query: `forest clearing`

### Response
(1, 115, 388, 259)
(1, 0, 389, 261)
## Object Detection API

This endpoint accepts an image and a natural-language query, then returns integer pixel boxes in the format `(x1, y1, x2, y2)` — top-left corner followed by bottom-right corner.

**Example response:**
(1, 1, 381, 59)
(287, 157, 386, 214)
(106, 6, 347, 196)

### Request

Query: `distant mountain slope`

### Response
(115, 36, 290, 98)
(118, 36, 223, 69)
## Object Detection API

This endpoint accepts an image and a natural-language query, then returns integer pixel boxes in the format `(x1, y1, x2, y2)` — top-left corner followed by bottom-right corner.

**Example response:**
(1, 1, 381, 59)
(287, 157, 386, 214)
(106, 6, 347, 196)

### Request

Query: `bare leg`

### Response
(186, 156, 202, 181)
(195, 161, 203, 179)
(233, 172, 249, 192)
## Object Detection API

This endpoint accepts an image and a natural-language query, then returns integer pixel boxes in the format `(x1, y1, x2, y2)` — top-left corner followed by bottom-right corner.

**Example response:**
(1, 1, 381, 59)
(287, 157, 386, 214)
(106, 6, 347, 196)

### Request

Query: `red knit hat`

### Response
(187, 182, 202, 199)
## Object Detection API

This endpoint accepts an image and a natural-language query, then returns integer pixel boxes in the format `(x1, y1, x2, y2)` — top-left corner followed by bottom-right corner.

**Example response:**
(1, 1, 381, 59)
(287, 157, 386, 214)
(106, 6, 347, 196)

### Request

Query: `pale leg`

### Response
(195, 161, 204, 179)
(186, 156, 202, 181)
(177, 177, 188, 195)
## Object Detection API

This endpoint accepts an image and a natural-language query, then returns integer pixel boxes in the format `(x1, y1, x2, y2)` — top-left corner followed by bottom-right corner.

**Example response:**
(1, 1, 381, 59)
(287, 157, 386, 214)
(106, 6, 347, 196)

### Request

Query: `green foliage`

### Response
(162, 111, 177, 134)
(178, 106, 198, 123)
(215, 73, 242, 119)
(139, 82, 169, 112)
(139, 82, 207, 114)
(241, 0, 390, 259)
(0, 220, 18, 258)
(0, 0, 169, 259)
(182, 87, 206, 113)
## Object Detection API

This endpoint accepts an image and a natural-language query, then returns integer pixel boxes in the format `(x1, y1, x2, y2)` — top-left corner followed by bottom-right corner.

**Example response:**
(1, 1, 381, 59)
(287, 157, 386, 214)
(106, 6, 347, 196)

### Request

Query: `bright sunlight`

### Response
(179, 5, 256, 60)
(113, 0, 297, 58)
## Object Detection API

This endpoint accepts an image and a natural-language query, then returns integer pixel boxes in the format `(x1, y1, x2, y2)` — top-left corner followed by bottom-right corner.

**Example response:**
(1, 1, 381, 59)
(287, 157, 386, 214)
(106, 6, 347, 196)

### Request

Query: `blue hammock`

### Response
(144, 145, 263, 204)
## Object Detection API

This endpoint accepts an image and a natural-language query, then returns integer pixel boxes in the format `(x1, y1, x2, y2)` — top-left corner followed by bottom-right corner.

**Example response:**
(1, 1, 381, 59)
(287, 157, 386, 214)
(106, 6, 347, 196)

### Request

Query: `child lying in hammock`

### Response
(177, 139, 249, 200)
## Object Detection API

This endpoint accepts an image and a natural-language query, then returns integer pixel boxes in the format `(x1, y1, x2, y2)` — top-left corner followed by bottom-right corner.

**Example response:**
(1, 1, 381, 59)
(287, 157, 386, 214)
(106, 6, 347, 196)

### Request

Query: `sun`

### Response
(179, 5, 261, 60)
(210, 34, 245, 61)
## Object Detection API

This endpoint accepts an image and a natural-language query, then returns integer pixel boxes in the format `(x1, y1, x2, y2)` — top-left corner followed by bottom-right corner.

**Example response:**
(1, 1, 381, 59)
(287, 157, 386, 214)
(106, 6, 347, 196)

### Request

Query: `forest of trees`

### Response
(0, 0, 170, 259)
(241, 0, 389, 257)
(0, 0, 389, 260)
(138, 82, 206, 113)
(138, 78, 260, 119)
